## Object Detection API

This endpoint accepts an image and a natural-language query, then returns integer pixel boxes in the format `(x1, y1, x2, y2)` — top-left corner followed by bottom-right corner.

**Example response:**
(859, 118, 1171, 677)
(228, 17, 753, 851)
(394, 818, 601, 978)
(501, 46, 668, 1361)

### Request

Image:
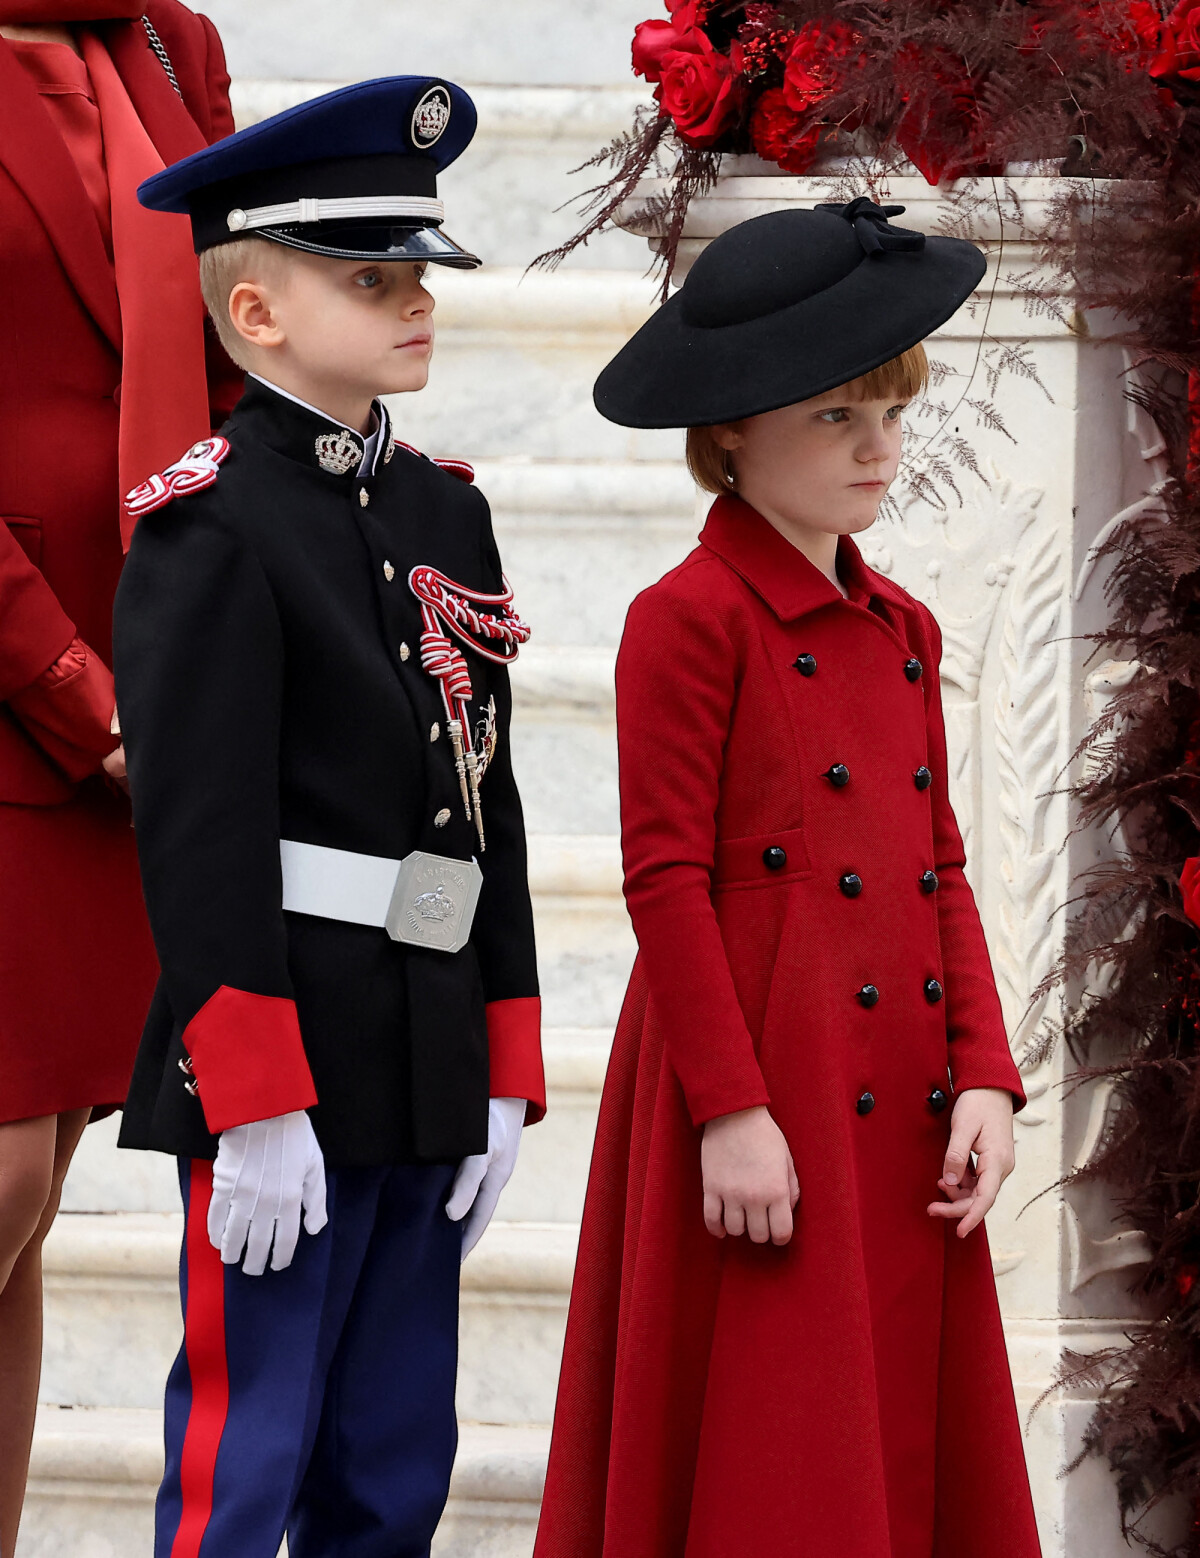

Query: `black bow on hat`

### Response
(592, 199, 985, 429)
(818, 196, 927, 257)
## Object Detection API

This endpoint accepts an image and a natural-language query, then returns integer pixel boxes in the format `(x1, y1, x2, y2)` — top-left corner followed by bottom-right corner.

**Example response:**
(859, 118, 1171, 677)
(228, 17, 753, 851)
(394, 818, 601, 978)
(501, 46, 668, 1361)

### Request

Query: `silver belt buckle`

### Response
(384, 851, 483, 954)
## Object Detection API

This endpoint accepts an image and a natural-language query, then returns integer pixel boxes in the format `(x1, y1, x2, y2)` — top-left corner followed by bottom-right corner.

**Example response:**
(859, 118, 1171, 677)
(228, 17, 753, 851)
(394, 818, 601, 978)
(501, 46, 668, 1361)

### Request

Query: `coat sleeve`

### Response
(7, 638, 118, 781)
(616, 580, 771, 1127)
(921, 607, 1026, 1109)
(0, 524, 76, 705)
(471, 491, 544, 1120)
(113, 505, 317, 1134)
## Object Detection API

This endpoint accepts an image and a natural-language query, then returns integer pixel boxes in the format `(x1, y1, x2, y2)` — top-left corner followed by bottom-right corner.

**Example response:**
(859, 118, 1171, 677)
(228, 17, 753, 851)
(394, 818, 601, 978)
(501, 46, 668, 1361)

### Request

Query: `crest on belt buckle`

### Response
(315, 429, 363, 476)
(412, 85, 451, 149)
(385, 851, 483, 954)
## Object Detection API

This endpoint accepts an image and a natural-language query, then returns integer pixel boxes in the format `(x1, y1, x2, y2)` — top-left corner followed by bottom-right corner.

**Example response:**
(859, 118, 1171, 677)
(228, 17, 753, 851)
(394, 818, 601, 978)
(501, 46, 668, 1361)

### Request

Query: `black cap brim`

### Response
(258, 221, 480, 268)
(593, 236, 984, 428)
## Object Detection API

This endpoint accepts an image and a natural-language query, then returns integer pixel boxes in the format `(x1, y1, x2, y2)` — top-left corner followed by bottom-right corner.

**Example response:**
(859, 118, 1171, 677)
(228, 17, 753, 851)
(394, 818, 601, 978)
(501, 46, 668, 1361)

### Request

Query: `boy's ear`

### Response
(228, 279, 286, 351)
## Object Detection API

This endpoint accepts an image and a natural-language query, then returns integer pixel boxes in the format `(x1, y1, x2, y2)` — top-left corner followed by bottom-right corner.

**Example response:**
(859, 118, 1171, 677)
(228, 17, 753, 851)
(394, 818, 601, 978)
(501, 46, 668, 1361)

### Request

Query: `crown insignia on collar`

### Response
(315, 428, 363, 475)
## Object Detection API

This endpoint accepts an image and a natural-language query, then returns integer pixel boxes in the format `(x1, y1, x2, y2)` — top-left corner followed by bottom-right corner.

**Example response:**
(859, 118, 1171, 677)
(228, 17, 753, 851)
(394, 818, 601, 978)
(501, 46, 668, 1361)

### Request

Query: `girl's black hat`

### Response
(593, 199, 986, 429)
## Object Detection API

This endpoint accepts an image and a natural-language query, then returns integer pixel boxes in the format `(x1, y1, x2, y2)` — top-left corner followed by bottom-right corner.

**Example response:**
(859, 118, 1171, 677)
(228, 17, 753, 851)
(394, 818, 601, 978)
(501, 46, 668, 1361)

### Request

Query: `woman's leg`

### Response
(0, 1108, 90, 1558)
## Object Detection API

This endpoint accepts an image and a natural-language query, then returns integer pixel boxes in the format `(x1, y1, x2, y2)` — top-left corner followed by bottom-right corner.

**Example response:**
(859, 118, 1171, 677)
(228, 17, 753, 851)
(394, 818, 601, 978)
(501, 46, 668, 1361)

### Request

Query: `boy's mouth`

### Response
(397, 333, 433, 352)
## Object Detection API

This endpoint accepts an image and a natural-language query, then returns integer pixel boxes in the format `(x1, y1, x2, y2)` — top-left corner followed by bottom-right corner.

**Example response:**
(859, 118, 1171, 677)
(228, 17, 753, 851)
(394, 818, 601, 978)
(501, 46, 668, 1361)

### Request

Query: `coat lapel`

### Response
(101, 17, 207, 168)
(0, 37, 121, 350)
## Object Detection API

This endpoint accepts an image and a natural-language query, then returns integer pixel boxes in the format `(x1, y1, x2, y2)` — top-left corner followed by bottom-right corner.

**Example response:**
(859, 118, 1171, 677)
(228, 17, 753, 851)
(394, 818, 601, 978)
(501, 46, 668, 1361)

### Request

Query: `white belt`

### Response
(280, 840, 482, 955)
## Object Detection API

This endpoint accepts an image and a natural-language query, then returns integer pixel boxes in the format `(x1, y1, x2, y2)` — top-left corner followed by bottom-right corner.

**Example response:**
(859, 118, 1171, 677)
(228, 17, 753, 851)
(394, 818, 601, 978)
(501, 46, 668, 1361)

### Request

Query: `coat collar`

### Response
(230, 375, 392, 478)
(699, 493, 909, 623)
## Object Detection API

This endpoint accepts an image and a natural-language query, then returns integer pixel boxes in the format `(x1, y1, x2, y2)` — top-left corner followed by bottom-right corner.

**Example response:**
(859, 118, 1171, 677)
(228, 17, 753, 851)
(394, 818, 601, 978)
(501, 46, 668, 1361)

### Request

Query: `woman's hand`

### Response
(927, 1087, 1015, 1238)
(702, 1105, 799, 1245)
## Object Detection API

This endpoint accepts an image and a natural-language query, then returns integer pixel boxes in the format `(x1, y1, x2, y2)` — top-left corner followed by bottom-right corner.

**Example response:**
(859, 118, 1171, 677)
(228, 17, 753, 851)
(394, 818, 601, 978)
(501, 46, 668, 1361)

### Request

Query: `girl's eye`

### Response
(885, 404, 905, 421)
(819, 408, 850, 424)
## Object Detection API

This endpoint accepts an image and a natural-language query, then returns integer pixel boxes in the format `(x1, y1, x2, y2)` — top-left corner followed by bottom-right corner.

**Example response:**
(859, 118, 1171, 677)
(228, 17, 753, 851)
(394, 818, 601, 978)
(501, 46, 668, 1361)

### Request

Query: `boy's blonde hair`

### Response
(685, 342, 930, 496)
(198, 237, 295, 369)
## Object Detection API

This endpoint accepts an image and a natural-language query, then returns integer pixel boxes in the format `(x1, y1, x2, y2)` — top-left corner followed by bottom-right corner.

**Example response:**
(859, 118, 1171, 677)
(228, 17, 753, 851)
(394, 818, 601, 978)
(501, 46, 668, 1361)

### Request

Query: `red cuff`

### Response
(183, 985, 318, 1134)
(7, 639, 118, 781)
(486, 997, 545, 1124)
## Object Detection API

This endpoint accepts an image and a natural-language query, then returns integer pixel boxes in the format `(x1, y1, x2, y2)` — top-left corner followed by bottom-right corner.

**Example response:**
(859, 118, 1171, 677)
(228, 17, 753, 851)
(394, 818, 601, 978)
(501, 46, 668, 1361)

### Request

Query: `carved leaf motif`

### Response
(992, 516, 1064, 1072)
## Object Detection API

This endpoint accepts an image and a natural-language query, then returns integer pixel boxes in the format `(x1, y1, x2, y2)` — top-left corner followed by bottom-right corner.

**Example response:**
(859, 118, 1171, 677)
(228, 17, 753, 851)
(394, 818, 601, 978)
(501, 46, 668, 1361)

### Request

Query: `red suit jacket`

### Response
(0, 6, 240, 1121)
(535, 496, 1041, 1558)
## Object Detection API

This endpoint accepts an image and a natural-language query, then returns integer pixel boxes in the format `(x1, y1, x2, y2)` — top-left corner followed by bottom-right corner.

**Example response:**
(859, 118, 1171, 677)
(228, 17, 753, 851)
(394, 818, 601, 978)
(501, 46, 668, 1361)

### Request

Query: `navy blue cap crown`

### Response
(138, 76, 480, 266)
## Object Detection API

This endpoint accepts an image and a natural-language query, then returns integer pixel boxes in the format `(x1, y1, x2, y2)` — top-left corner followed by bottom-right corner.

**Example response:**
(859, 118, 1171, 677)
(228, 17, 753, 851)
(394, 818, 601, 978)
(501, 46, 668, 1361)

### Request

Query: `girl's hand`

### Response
(927, 1087, 1015, 1238)
(701, 1105, 799, 1245)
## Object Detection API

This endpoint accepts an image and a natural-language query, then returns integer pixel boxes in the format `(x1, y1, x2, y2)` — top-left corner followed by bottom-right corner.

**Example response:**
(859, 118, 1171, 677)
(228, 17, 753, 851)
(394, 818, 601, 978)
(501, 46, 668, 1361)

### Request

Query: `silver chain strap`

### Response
(140, 15, 182, 98)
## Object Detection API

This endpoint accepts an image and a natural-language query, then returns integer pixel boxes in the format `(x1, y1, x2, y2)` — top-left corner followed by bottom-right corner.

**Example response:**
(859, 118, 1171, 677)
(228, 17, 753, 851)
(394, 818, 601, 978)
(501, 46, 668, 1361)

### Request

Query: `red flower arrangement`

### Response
(628, 0, 1169, 183)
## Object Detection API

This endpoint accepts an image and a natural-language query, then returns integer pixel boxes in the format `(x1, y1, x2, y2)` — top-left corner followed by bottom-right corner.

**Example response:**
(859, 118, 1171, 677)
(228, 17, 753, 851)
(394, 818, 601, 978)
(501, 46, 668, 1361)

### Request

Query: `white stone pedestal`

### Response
(623, 169, 1175, 1557)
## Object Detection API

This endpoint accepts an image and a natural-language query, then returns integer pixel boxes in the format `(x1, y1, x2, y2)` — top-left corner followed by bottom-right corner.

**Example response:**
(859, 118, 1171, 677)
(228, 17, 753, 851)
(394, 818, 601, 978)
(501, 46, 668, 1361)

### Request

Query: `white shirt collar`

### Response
(249, 373, 386, 477)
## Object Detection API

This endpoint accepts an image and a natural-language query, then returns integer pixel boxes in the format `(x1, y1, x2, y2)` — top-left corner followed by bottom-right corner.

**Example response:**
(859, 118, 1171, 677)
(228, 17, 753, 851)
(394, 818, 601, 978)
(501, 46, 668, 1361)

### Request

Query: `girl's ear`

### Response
(709, 421, 744, 452)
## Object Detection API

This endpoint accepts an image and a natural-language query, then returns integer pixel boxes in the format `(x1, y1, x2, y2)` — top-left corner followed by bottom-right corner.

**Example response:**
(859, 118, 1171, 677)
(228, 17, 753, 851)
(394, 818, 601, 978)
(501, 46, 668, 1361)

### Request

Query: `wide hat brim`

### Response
(593, 232, 985, 429)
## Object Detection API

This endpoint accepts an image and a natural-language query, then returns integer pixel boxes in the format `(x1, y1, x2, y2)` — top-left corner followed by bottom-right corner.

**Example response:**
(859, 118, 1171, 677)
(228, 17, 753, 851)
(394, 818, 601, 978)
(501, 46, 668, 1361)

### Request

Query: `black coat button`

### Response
(856, 984, 879, 1008)
(920, 870, 939, 894)
(794, 653, 817, 677)
(924, 978, 944, 1004)
(763, 846, 787, 871)
(904, 658, 923, 682)
(928, 1088, 949, 1114)
(856, 1092, 876, 1116)
(839, 872, 863, 898)
(824, 763, 850, 788)
(914, 766, 933, 791)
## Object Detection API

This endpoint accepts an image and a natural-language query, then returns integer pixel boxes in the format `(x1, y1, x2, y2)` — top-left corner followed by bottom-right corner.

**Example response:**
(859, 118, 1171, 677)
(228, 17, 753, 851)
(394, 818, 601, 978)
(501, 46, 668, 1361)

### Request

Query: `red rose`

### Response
(1182, 856, 1200, 927)
(658, 33, 746, 147)
(631, 1, 708, 84)
(1152, 0, 1200, 81)
(750, 87, 820, 173)
(893, 44, 984, 186)
(782, 20, 863, 119)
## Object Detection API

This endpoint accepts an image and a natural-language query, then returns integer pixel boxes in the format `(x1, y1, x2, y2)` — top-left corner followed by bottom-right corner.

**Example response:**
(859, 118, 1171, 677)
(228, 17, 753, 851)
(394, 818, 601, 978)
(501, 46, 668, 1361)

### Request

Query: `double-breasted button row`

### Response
(793, 653, 923, 682)
(854, 1089, 950, 1117)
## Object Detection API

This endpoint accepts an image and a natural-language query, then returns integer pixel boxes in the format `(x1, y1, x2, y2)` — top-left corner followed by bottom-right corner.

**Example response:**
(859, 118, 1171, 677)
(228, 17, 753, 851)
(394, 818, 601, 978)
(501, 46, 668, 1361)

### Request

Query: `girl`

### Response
(534, 199, 1041, 1558)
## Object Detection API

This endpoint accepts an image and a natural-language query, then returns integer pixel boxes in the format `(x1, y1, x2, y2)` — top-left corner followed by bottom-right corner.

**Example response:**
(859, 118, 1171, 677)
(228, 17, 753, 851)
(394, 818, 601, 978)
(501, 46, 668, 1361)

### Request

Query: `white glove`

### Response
(207, 1109, 328, 1276)
(446, 1096, 526, 1261)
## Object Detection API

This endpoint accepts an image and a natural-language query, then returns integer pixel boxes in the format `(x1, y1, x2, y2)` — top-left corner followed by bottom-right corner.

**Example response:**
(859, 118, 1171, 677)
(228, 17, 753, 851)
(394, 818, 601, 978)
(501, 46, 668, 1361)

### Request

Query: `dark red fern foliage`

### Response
(541, 3, 1200, 1547)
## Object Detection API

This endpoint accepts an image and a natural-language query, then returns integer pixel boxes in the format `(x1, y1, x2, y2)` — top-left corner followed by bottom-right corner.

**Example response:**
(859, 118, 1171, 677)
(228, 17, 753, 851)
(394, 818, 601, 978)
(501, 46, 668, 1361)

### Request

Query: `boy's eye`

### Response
(356, 270, 384, 289)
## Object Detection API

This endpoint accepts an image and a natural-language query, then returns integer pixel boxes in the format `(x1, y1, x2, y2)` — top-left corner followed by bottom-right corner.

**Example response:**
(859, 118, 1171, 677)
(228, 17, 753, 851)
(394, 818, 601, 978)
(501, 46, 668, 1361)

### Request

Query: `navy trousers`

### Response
(155, 1158, 461, 1558)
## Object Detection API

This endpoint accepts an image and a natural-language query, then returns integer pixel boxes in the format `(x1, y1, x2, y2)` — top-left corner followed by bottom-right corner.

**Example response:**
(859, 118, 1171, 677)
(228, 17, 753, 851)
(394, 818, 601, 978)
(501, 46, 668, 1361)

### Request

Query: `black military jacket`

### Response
(114, 378, 540, 1166)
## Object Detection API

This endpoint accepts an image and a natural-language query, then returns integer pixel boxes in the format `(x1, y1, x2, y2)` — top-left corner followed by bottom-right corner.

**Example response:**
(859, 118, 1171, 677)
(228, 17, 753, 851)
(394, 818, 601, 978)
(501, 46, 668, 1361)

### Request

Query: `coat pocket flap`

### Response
(713, 825, 812, 888)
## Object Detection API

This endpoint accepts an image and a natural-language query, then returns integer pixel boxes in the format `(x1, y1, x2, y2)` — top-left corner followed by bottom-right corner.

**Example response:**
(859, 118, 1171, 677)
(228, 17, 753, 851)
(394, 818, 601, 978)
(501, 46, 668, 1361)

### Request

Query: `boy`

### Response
(112, 77, 543, 1558)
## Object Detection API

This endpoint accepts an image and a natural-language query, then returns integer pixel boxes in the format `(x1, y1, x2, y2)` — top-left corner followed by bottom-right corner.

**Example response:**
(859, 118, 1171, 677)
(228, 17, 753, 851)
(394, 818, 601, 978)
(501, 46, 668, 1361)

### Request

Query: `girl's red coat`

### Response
(535, 496, 1041, 1558)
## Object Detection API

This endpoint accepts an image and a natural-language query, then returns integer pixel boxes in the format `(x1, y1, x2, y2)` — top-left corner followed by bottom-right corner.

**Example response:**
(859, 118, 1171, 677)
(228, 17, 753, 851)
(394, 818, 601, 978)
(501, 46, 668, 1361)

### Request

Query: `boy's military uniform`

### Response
(112, 77, 542, 1558)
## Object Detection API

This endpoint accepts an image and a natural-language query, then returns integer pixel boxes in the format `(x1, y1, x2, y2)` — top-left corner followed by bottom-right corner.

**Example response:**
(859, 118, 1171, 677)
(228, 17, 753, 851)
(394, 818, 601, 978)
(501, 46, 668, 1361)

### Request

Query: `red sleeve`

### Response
(487, 996, 545, 1122)
(921, 608, 1026, 1110)
(7, 638, 119, 781)
(0, 526, 76, 704)
(198, 12, 234, 141)
(616, 582, 771, 1127)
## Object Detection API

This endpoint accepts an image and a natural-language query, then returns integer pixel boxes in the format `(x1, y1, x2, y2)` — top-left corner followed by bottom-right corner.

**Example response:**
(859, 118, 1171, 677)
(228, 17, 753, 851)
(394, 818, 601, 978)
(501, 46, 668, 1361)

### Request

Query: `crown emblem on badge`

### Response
(314, 429, 363, 476)
(412, 86, 451, 149)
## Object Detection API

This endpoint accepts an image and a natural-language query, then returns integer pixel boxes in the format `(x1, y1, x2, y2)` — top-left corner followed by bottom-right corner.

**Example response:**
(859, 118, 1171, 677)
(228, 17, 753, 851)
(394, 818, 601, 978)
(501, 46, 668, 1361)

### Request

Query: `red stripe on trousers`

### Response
(170, 1160, 229, 1558)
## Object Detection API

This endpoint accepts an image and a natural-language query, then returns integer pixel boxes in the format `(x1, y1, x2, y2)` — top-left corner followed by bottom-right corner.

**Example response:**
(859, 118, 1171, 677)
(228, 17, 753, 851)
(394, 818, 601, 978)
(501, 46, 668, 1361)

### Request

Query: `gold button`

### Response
(430, 722, 440, 742)
(399, 642, 411, 661)
(359, 488, 370, 507)
(434, 808, 451, 828)
(383, 561, 395, 582)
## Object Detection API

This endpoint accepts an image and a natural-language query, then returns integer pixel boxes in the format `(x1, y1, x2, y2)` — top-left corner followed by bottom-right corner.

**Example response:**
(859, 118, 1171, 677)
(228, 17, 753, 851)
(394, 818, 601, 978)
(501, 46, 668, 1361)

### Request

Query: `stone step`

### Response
(20, 1405, 547, 1558)
(62, 1026, 613, 1222)
(485, 462, 698, 648)
(385, 267, 676, 464)
(527, 835, 634, 1030)
(231, 80, 652, 274)
(40, 1217, 577, 1427)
